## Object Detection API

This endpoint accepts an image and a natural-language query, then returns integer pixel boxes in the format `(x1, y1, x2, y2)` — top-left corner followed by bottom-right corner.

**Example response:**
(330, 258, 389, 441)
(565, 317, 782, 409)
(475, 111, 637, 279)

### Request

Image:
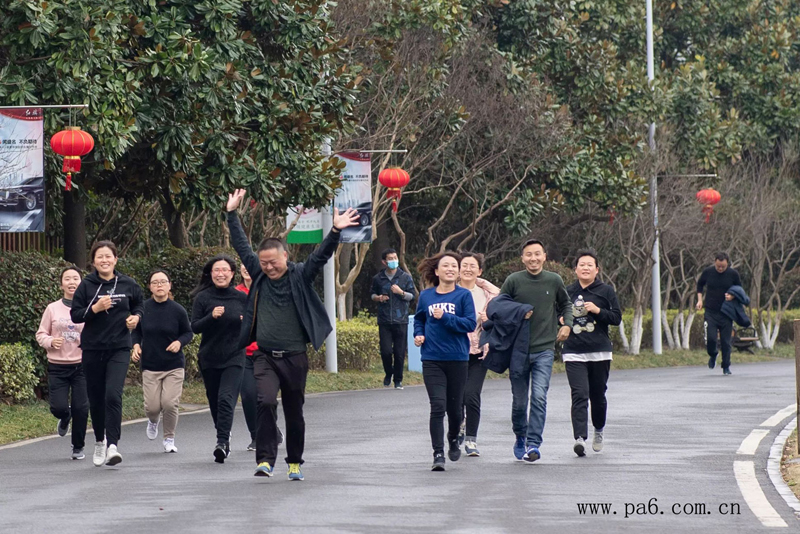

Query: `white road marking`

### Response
(734, 460, 788, 527)
(737, 428, 770, 455)
(761, 404, 797, 428)
(7, 208, 38, 232)
(767, 417, 800, 517)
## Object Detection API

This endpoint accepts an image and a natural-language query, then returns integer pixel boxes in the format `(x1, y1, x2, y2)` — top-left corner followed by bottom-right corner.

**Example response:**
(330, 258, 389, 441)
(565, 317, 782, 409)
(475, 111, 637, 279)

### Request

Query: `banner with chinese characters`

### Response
(286, 206, 323, 244)
(0, 107, 45, 232)
(332, 152, 372, 243)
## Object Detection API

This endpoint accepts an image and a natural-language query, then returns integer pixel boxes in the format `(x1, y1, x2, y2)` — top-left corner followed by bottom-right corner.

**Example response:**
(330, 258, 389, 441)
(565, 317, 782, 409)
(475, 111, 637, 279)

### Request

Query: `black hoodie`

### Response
(561, 279, 622, 355)
(70, 270, 145, 351)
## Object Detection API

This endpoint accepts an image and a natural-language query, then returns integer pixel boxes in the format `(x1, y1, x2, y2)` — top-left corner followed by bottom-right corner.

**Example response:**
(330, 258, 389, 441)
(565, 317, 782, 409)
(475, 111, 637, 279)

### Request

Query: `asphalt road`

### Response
(0, 360, 797, 533)
(0, 207, 43, 232)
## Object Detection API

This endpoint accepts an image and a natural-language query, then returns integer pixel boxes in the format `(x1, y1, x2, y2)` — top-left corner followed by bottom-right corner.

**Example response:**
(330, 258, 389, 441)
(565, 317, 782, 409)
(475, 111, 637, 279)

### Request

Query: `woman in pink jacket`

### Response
(457, 252, 500, 457)
(36, 266, 87, 460)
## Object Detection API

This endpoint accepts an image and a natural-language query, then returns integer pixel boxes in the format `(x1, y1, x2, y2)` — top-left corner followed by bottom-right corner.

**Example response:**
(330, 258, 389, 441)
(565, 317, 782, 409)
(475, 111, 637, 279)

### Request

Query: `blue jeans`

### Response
(510, 350, 555, 448)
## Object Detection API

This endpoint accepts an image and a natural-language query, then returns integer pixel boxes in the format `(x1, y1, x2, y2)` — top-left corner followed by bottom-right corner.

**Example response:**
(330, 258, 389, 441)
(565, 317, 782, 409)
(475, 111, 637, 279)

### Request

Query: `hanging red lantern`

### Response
(378, 167, 410, 212)
(696, 188, 721, 223)
(50, 127, 95, 191)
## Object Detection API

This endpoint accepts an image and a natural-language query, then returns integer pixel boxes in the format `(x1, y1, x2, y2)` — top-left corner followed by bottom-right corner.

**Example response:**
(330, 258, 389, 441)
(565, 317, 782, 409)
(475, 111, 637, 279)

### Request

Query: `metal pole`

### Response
(794, 320, 800, 454)
(321, 139, 338, 373)
(0, 104, 89, 109)
(647, 0, 663, 354)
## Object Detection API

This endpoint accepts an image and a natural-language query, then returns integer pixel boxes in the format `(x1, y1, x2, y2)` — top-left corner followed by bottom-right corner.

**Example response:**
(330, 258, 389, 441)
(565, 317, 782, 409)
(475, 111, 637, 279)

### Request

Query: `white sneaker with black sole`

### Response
(105, 444, 122, 466)
(163, 438, 177, 453)
(573, 437, 586, 457)
(92, 441, 107, 467)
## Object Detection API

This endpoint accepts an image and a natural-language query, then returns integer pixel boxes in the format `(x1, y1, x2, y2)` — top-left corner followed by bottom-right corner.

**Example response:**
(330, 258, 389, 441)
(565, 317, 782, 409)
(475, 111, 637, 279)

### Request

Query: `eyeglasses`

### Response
(150, 280, 170, 286)
(212, 268, 232, 274)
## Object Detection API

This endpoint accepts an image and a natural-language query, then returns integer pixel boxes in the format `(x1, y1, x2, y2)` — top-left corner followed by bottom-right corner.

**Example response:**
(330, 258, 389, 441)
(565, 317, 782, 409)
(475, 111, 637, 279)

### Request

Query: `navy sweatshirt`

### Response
(71, 270, 144, 351)
(414, 286, 476, 361)
(132, 298, 194, 372)
(191, 286, 246, 369)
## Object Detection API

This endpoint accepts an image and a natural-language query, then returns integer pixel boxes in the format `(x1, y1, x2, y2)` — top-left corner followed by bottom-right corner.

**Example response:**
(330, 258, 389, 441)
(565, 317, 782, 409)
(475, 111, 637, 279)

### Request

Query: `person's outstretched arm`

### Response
(303, 207, 361, 283)
(225, 189, 262, 279)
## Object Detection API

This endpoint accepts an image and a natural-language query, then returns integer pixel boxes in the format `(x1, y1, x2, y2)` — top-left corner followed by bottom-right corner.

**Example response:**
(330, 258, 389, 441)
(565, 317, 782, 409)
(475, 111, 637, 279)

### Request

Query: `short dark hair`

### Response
(417, 251, 462, 287)
(90, 240, 117, 262)
(459, 251, 485, 270)
(381, 248, 398, 261)
(714, 252, 730, 263)
(257, 237, 286, 253)
(60, 266, 82, 282)
(148, 269, 171, 285)
(574, 249, 600, 268)
(521, 239, 546, 254)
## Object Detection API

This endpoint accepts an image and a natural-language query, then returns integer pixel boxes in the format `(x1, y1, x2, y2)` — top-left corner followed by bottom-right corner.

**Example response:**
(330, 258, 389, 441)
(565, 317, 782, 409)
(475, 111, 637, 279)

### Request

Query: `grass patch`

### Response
(782, 428, 800, 500)
(0, 345, 793, 446)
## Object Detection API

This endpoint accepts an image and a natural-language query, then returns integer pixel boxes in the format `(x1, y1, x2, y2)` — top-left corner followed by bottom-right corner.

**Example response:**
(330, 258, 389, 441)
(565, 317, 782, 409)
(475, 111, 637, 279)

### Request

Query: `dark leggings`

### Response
(82, 349, 130, 447)
(565, 360, 610, 440)
(201, 365, 243, 444)
(461, 353, 488, 440)
(423, 360, 469, 455)
(48, 363, 89, 450)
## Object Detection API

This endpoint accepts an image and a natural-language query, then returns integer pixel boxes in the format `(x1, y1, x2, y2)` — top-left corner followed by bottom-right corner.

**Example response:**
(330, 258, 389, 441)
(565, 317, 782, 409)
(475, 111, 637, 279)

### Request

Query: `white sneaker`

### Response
(92, 441, 107, 467)
(146, 419, 159, 440)
(105, 444, 122, 466)
(163, 438, 177, 453)
(592, 430, 604, 452)
(573, 437, 586, 457)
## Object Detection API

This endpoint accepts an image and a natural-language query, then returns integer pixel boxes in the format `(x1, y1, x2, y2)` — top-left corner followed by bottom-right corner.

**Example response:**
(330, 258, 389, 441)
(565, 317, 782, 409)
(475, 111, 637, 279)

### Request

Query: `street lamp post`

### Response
(647, 0, 663, 354)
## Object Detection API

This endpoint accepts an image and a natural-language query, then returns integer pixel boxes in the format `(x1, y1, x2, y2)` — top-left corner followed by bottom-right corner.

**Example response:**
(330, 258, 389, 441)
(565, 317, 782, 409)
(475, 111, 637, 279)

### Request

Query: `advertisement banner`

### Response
(333, 152, 372, 243)
(286, 206, 323, 244)
(0, 107, 45, 232)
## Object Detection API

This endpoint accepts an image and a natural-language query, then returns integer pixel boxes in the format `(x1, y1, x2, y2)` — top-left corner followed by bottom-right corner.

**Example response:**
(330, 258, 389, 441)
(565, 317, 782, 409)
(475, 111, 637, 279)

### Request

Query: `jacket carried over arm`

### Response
(479, 294, 533, 374)
(721, 285, 752, 327)
(227, 210, 340, 351)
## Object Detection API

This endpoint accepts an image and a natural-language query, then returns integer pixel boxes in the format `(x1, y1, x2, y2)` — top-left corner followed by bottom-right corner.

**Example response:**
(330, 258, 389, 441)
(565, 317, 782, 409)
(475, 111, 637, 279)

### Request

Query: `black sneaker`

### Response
(247, 439, 256, 451)
(213, 442, 229, 464)
(383, 375, 391, 387)
(723, 367, 732, 375)
(448, 439, 461, 462)
(71, 447, 85, 460)
(394, 382, 403, 390)
(57, 416, 70, 437)
(708, 355, 717, 369)
(431, 453, 445, 471)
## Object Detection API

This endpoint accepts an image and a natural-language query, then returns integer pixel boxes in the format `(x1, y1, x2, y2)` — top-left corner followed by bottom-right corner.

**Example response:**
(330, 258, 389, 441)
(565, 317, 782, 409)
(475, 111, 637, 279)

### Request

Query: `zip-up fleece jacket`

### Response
(228, 211, 339, 351)
(562, 279, 622, 355)
(371, 268, 417, 325)
(70, 270, 145, 351)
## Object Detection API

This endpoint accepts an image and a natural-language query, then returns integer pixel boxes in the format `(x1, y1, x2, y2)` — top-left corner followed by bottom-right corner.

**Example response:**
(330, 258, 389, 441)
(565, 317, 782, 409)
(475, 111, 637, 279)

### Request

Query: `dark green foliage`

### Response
(485, 259, 576, 288)
(0, 343, 39, 403)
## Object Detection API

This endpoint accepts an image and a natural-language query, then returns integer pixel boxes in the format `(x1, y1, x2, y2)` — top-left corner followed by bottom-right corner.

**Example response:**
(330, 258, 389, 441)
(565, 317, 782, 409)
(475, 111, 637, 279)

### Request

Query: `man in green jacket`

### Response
(501, 239, 573, 463)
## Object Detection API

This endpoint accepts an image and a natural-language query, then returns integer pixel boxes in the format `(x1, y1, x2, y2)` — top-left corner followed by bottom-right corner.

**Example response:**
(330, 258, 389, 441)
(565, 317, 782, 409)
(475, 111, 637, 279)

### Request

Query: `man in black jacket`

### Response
(226, 189, 359, 481)
(696, 252, 741, 375)
(371, 248, 417, 389)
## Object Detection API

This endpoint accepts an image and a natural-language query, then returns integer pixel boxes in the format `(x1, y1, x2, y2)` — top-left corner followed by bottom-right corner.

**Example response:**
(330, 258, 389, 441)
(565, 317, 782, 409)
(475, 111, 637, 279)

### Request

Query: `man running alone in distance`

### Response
(226, 189, 360, 481)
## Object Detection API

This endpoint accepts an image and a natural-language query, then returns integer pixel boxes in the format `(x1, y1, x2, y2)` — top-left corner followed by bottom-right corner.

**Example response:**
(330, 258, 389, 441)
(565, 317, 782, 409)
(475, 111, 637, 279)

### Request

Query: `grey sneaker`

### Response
(592, 430, 604, 452)
(71, 447, 85, 460)
(57, 415, 71, 437)
(573, 437, 586, 457)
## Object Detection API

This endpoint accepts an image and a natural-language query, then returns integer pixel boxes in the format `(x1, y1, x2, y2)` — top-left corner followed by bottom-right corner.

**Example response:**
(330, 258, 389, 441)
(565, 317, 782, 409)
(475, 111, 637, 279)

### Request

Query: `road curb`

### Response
(767, 416, 800, 519)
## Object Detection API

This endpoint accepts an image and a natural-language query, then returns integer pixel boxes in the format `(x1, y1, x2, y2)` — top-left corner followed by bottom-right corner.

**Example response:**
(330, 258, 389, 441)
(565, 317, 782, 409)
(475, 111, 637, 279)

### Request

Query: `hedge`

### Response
(485, 259, 576, 287)
(308, 317, 379, 371)
(0, 343, 39, 403)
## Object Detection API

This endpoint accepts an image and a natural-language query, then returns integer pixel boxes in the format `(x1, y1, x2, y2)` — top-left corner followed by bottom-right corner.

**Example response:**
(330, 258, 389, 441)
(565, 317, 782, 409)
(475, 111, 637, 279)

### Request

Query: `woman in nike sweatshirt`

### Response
(71, 241, 144, 467)
(36, 266, 87, 460)
(414, 251, 476, 472)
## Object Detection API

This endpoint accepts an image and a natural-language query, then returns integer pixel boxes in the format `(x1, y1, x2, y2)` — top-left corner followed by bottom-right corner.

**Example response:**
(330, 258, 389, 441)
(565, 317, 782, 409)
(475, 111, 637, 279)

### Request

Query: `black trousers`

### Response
(379, 323, 407, 384)
(253, 350, 308, 466)
(48, 363, 89, 450)
(462, 353, 488, 439)
(705, 309, 733, 369)
(201, 365, 243, 444)
(82, 349, 130, 447)
(422, 360, 469, 455)
(241, 356, 278, 440)
(565, 360, 611, 440)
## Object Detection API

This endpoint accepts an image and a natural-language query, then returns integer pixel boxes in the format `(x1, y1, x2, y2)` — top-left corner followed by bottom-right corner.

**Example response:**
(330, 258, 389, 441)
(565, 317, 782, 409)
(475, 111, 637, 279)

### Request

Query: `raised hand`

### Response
(227, 189, 247, 212)
(332, 207, 360, 230)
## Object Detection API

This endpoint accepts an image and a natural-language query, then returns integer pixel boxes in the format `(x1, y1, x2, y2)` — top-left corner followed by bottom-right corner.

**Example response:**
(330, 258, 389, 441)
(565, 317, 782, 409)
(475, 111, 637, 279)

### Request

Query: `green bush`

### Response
(484, 258, 576, 287)
(0, 251, 71, 376)
(119, 246, 236, 311)
(308, 319, 379, 371)
(0, 343, 39, 403)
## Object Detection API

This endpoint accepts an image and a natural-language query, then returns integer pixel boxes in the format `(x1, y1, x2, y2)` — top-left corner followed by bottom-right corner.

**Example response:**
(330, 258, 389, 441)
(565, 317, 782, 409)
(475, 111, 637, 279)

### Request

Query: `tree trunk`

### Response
(661, 310, 675, 350)
(337, 243, 354, 321)
(618, 318, 630, 353)
(63, 190, 86, 268)
(683, 312, 696, 350)
(159, 188, 187, 248)
(628, 305, 644, 355)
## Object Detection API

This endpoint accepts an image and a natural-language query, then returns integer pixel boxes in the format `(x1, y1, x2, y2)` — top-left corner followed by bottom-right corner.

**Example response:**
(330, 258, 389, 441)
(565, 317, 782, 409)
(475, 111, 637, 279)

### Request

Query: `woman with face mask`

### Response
(456, 252, 500, 457)
(414, 251, 476, 471)
(190, 255, 246, 463)
(562, 249, 621, 457)
(36, 266, 88, 460)
(71, 241, 145, 467)
(131, 270, 193, 453)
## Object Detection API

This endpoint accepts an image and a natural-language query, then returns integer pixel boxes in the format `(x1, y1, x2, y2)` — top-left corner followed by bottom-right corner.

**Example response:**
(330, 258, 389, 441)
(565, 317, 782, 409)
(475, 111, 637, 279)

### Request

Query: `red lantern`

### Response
(696, 188, 721, 223)
(50, 127, 95, 191)
(378, 167, 410, 212)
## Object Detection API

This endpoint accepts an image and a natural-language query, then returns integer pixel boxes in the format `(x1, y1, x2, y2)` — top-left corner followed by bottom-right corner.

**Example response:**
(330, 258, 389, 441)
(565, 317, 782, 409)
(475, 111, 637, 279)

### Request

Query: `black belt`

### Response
(256, 349, 305, 359)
